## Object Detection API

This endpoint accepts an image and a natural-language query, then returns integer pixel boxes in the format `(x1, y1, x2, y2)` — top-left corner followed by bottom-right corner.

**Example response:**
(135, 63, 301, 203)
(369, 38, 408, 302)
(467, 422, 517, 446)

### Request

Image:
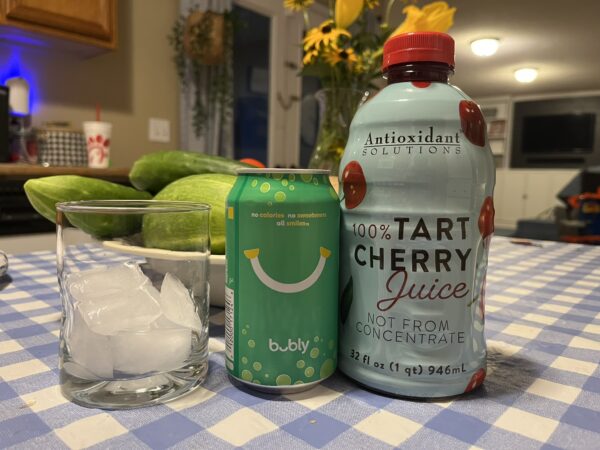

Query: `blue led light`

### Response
(0, 50, 38, 114)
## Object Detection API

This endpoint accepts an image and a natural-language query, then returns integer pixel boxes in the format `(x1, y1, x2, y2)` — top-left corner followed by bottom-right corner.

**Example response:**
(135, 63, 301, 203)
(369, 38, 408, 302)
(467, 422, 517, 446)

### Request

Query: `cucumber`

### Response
(24, 175, 152, 238)
(129, 150, 250, 193)
(142, 173, 236, 254)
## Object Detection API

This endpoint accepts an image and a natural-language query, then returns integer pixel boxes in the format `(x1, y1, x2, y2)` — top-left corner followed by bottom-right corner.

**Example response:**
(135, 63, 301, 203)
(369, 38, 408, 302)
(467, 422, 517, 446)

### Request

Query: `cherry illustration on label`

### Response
(478, 196, 495, 242)
(341, 161, 367, 209)
(459, 100, 486, 147)
(464, 368, 486, 393)
(412, 81, 431, 89)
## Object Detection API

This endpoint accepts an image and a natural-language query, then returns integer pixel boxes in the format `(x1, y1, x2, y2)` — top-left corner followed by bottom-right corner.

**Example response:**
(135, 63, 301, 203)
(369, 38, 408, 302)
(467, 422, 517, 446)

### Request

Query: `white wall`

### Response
(0, 0, 180, 168)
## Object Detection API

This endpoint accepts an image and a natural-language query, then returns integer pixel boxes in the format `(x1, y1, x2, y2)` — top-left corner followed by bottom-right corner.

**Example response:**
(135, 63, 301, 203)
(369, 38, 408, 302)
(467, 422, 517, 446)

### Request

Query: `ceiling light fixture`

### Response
(470, 38, 500, 57)
(514, 68, 538, 83)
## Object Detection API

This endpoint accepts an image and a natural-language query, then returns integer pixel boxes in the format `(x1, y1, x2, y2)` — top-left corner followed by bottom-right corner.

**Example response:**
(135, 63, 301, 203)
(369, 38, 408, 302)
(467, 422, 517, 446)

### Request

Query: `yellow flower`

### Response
(324, 47, 358, 66)
(303, 46, 319, 65)
(354, 48, 376, 73)
(303, 19, 351, 51)
(283, 0, 314, 12)
(365, 0, 379, 9)
(335, 0, 364, 29)
(390, 1, 456, 37)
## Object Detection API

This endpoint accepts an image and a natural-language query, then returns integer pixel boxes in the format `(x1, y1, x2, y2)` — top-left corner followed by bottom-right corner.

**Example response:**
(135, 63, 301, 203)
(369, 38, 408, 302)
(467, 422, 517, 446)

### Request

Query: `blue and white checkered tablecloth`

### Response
(1, 236, 599, 449)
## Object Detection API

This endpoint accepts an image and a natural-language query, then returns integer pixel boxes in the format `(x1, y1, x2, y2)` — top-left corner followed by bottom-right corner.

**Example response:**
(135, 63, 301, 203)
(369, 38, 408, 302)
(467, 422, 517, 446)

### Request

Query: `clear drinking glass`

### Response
(56, 200, 210, 409)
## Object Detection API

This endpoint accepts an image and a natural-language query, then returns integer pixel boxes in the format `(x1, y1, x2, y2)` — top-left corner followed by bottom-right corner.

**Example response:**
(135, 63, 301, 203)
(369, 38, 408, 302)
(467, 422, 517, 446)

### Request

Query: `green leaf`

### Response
(300, 62, 334, 79)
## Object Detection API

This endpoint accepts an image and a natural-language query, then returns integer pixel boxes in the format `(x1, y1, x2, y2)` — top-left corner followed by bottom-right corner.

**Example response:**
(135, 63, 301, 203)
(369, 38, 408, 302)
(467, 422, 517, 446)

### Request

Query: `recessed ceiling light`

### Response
(470, 38, 500, 57)
(514, 68, 538, 83)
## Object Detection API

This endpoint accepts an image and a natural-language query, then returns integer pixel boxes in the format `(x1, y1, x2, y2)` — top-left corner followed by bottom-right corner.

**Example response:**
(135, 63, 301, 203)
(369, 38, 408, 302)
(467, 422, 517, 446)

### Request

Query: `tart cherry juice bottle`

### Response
(338, 32, 495, 397)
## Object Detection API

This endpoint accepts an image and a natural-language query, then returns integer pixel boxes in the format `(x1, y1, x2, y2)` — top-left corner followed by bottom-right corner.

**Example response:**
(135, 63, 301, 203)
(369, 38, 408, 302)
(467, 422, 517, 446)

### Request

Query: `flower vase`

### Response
(308, 88, 364, 176)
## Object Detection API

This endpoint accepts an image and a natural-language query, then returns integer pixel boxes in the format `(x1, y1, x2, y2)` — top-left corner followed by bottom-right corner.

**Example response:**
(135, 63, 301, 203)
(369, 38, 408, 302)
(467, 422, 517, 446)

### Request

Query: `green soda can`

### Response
(225, 169, 340, 393)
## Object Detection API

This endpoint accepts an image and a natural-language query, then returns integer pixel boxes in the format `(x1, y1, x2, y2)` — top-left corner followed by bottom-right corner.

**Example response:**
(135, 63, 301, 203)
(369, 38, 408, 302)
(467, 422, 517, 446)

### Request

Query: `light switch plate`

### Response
(148, 118, 170, 143)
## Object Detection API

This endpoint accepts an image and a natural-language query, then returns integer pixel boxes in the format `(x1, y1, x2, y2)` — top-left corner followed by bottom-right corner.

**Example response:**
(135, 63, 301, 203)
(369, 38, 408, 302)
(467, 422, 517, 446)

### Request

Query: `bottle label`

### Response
(340, 212, 490, 397)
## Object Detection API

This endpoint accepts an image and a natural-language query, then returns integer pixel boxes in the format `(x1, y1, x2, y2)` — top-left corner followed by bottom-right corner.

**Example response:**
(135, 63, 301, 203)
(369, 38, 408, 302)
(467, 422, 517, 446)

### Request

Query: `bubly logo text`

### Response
(269, 338, 309, 354)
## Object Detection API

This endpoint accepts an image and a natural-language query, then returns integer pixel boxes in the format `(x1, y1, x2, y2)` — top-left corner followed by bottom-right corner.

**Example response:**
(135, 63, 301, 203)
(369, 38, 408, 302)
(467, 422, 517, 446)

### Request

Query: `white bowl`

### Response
(102, 240, 226, 307)
(209, 255, 226, 307)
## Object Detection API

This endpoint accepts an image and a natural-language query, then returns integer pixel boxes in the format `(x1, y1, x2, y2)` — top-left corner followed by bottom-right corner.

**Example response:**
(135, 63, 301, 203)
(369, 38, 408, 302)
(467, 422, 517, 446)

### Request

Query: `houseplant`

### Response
(169, 9, 234, 138)
(284, 0, 456, 174)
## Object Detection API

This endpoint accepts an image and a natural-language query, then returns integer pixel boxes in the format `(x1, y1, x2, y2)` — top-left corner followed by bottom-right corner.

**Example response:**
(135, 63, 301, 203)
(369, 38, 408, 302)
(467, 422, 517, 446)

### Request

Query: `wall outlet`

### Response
(148, 118, 170, 143)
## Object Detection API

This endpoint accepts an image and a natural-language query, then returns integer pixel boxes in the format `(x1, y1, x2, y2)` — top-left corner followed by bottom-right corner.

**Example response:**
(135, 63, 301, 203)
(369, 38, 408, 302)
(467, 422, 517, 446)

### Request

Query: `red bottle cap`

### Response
(383, 32, 455, 71)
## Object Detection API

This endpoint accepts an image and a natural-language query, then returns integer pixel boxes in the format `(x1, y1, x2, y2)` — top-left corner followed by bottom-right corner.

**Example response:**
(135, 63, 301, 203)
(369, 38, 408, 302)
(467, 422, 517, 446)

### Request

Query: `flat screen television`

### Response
(511, 97, 600, 168)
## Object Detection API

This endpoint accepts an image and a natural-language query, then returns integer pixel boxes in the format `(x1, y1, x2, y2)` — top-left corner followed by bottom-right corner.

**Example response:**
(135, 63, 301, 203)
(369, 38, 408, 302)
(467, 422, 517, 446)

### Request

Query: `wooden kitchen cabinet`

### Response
(0, 0, 117, 52)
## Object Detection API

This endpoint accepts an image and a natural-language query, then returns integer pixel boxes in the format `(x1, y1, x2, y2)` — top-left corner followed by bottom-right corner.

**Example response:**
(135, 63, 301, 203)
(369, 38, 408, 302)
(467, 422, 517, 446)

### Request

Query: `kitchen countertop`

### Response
(0, 237, 599, 448)
(0, 164, 129, 181)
